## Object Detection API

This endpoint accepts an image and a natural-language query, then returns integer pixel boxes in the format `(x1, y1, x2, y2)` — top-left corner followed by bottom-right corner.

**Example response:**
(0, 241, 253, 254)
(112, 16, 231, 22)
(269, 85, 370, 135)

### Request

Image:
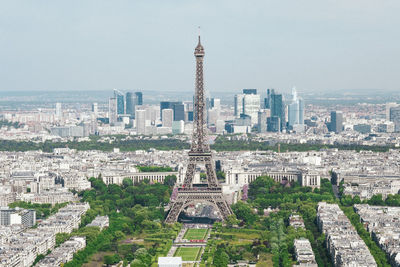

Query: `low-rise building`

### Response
(293, 238, 317, 267)
(86, 215, 109, 230)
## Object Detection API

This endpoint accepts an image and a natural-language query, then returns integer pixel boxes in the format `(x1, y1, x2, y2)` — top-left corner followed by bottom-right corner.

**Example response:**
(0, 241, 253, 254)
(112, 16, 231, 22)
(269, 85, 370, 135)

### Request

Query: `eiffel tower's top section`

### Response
(191, 33, 208, 153)
(194, 35, 205, 57)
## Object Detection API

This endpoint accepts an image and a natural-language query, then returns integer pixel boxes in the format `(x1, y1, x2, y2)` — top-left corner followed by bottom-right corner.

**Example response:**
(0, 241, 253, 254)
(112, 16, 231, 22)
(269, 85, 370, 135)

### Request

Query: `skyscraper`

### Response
(386, 103, 399, 120)
(173, 103, 185, 121)
(264, 89, 273, 109)
(390, 106, 400, 132)
(243, 94, 260, 124)
(114, 89, 124, 115)
(288, 87, 305, 129)
(108, 97, 117, 125)
(257, 110, 268, 133)
(243, 89, 257, 95)
(55, 102, 62, 119)
(330, 111, 343, 133)
(160, 101, 181, 119)
(234, 94, 244, 118)
(135, 109, 146, 135)
(267, 116, 281, 132)
(135, 92, 143, 106)
(234, 89, 260, 124)
(162, 109, 173, 127)
(270, 92, 284, 130)
(126, 92, 135, 116)
(91, 102, 98, 116)
(208, 98, 221, 126)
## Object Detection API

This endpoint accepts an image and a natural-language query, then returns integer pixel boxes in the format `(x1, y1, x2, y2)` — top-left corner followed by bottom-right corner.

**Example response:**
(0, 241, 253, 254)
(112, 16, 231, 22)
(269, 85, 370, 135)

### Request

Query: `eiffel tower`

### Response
(165, 35, 233, 223)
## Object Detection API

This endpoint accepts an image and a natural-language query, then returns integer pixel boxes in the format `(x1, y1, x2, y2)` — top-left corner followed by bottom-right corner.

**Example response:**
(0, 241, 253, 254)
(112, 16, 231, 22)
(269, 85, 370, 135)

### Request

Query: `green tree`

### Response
(122, 178, 133, 188)
(163, 175, 177, 187)
(213, 248, 229, 267)
(231, 201, 257, 225)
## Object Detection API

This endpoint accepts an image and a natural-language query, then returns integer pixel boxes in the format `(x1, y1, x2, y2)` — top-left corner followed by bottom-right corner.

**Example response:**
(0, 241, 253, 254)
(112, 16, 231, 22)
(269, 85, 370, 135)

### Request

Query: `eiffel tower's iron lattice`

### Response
(165, 36, 233, 223)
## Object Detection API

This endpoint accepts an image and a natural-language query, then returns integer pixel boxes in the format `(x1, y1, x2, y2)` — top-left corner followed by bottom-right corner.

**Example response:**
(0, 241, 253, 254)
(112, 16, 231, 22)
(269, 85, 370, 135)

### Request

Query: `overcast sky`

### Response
(0, 0, 399, 94)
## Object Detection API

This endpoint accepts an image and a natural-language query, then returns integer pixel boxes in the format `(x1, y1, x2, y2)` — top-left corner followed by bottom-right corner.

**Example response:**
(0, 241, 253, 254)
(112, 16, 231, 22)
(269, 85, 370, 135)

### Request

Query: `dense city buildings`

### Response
(317, 202, 377, 266)
(0, 14, 398, 267)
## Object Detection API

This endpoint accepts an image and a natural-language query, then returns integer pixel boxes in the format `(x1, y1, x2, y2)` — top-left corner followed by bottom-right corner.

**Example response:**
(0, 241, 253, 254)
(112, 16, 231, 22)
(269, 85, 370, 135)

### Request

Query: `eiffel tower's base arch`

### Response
(165, 187, 232, 224)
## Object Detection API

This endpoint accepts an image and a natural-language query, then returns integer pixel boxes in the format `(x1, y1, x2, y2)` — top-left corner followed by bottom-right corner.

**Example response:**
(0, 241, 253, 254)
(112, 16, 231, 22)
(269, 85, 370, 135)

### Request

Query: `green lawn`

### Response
(174, 247, 202, 261)
(183, 229, 208, 240)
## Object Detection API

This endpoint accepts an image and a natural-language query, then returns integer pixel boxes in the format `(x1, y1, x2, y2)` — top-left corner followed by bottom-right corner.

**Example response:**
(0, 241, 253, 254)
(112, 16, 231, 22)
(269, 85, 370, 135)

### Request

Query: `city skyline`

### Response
(0, 1, 399, 93)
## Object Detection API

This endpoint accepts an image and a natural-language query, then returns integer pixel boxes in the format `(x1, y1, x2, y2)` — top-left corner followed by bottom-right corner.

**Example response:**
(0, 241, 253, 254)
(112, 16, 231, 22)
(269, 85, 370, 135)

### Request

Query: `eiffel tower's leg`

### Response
(165, 201, 185, 223)
(183, 159, 196, 187)
(205, 156, 218, 187)
(215, 199, 233, 220)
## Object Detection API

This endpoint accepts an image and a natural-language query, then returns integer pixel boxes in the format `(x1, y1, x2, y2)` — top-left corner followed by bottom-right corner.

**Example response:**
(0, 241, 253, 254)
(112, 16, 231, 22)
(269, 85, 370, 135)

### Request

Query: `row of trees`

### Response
(0, 135, 395, 153)
(136, 166, 173, 172)
(212, 136, 392, 153)
(0, 138, 190, 152)
(0, 120, 23, 129)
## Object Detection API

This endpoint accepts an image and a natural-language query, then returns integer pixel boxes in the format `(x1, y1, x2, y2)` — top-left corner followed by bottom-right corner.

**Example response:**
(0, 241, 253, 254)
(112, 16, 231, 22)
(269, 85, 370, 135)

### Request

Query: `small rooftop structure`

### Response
(158, 257, 182, 267)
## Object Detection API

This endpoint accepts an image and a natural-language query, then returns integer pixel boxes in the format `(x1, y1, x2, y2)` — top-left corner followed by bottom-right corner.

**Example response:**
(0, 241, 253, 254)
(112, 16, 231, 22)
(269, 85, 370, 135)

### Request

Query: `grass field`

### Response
(174, 247, 202, 261)
(183, 229, 208, 240)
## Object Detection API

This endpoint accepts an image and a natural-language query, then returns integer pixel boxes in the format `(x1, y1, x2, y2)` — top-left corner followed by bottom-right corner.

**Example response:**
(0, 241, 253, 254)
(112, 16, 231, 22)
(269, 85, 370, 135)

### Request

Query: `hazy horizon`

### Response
(1, 1, 399, 93)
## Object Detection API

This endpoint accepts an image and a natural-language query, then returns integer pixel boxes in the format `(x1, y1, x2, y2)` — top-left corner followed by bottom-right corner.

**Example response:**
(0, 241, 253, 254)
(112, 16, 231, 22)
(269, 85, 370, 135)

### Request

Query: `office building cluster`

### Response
(233, 88, 305, 134)
(108, 89, 143, 125)
(317, 202, 377, 266)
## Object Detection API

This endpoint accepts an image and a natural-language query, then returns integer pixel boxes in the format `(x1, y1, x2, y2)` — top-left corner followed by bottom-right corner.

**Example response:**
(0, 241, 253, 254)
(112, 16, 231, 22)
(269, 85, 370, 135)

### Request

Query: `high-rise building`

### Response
(188, 111, 194, 121)
(135, 109, 146, 135)
(243, 89, 257, 95)
(235, 90, 260, 124)
(257, 110, 269, 133)
(330, 111, 343, 133)
(172, 120, 184, 135)
(288, 87, 305, 129)
(126, 92, 135, 116)
(135, 92, 143, 105)
(390, 106, 400, 132)
(114, 89, 125, 115)
(234, 94, 244, 118)
(55, 102, 62, 119)
(267, 116, 281, 132)
(210, 98, 221, 109)
(243, 94, 260, 124)
(108, 97, 117, 125)
(91, 103, 98, 117)
(208, 98, 221, 126)
(173, 103, 185, 121)
(264, 89, 273, 109)
(270, 92, 284, 130)
(386, 103, 398, 121)
(160, 101, 181, 119)
(162, 109, 173, 127)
